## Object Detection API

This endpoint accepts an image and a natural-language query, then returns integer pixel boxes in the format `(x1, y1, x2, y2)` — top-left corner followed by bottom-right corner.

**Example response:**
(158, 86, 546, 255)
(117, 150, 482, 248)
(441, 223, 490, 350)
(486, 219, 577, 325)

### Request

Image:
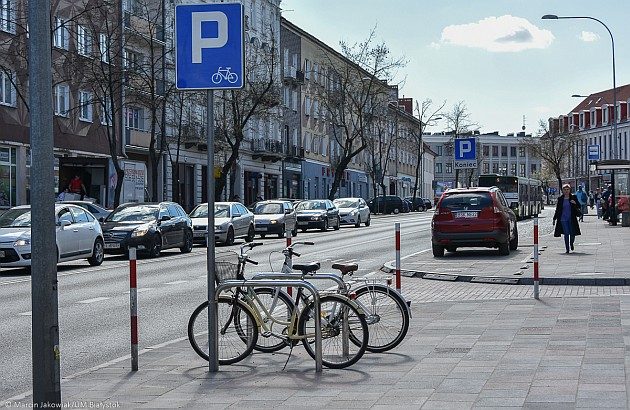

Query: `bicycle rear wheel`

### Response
(353, 284, 409, 353)
(298, 294, 369, 369)
(188, 296, 258, 365)
(250, 287, 295, 353)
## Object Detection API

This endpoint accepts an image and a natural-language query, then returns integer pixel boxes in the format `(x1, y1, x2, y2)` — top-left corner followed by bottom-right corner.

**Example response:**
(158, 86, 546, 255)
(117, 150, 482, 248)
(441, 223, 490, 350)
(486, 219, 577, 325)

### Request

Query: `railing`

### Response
(251, 138, 283, 154)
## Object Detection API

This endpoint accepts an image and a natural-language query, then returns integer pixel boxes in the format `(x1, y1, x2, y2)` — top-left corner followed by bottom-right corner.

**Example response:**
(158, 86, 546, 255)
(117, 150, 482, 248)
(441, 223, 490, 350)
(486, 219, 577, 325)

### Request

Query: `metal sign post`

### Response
(175, 2, 244, 373)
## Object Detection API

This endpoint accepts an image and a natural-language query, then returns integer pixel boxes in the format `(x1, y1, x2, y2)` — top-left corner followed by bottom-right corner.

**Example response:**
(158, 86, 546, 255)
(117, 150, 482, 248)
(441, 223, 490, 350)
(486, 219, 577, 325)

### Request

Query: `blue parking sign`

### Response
(454, 138, 476, 160)
(175, 3, 244, 90)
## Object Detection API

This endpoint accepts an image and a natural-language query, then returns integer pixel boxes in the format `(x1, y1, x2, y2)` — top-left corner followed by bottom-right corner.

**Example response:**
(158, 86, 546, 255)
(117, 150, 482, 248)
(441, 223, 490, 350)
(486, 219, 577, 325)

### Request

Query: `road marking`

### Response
(77, 297, 110, 304)
(164, 280, 188, 285)
(19, 311, 32, 316)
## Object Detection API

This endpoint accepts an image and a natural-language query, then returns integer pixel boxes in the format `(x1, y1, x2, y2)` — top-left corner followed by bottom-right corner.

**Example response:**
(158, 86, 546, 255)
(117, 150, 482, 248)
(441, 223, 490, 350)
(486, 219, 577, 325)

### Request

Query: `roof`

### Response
(443, 187, 494, 193)
(569, 84, 630, 113)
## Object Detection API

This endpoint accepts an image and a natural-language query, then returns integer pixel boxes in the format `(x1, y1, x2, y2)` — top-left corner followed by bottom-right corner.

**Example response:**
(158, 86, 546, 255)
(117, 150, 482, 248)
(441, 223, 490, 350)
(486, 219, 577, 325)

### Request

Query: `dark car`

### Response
(403, 197, 426, 212)
(367, 195, 405, 214)
(101, 202, 193, 258)
(431, 187, 518, 257)
(423, 198, 433, 210)
(295, 199, 340, 232)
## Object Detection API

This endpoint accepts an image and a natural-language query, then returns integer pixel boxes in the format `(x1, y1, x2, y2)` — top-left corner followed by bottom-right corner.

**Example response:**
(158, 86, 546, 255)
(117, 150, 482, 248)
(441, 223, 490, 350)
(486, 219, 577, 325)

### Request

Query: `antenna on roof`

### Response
(522, 115, 526, 131)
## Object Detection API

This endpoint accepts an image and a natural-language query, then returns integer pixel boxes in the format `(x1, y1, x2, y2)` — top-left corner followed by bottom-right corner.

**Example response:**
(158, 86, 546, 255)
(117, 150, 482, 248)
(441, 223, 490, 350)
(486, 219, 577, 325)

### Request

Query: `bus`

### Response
(477, 174, 543, 219)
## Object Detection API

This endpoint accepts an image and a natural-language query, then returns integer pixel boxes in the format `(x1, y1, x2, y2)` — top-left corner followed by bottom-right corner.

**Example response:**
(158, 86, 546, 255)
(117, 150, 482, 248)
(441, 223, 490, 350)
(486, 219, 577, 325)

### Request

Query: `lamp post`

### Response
(543, 14, 618, 225)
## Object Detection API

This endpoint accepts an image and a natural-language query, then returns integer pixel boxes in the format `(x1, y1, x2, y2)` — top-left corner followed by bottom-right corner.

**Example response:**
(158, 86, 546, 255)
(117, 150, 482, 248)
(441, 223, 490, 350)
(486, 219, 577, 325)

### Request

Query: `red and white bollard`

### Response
(395, 223, 401, 293)
(129, 247, 138, 371)
(285, 227, 292, 296)
(533, 216, 539, 300)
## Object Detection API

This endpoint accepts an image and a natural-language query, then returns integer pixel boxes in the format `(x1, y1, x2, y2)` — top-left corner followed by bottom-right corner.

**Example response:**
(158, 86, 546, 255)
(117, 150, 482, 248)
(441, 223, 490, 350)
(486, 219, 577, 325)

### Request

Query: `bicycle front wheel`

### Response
(353, 284, 409, 353)
(250, 287, 295, 353)
(298, 294, 369, 369)
(187, 296, 258, 365)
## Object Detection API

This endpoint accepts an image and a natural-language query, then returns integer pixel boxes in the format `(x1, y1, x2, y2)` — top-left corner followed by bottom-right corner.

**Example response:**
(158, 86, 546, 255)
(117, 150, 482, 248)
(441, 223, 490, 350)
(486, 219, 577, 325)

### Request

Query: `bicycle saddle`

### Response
(292, 262, 320, 274)
(331, 263, 358, 275)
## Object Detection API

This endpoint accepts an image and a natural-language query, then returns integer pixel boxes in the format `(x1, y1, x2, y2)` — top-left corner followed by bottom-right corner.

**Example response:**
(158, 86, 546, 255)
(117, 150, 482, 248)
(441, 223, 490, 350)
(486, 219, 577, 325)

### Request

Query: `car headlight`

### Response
(14, 239, 30, 246)
(131, 228, 149, 238)
(350, 209, 358, 216)
(270, 220, 278, 224)
(215, 223, 227, 231)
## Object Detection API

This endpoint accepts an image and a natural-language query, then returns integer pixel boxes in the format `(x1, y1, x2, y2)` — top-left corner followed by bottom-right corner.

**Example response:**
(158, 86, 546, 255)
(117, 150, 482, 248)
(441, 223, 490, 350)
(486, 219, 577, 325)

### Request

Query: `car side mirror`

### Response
(58, 220, 71, 228)
(285, 209, 291, 214)
(232, 212, 241, 218)
(160, 215, 171, 222)
(98, 217, 104, 223)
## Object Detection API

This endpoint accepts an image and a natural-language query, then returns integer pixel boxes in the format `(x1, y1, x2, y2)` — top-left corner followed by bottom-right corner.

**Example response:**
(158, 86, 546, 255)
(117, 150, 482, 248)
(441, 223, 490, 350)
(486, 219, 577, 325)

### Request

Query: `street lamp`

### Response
(542, 14, 618, 225)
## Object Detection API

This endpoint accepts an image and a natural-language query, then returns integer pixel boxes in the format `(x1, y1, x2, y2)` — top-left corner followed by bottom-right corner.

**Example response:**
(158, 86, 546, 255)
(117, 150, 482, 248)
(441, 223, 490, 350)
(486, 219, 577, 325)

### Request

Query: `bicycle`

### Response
(265, 241, 410, 353)
(211, 66, 238, 84)
(188, 242, 369, 369)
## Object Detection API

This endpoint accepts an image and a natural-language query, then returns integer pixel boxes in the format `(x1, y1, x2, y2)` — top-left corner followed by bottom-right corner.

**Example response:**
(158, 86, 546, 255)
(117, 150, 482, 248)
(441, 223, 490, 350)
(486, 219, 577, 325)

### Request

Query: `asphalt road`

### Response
(0, 210, 435, 400)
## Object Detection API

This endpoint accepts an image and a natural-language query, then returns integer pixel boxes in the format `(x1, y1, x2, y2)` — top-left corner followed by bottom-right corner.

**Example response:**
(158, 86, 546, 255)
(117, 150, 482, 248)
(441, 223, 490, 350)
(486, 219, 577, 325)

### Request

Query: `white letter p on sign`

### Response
(192, 11, 228, 64)
(460, 141, 472, 155)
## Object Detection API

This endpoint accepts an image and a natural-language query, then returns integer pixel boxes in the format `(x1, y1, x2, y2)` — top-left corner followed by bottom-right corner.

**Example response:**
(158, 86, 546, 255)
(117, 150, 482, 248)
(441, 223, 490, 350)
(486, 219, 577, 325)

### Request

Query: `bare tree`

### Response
(521, 119, 581, 190)
(316, 29, 406, 199)
(442, 101, 477, 187)
(365, 102, 398, 208)
(411, 99, 445, 203)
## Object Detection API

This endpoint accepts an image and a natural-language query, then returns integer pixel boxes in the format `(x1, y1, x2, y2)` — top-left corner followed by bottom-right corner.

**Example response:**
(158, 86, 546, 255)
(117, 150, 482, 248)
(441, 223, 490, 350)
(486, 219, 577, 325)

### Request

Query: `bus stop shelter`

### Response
(594, 159, 630, 226)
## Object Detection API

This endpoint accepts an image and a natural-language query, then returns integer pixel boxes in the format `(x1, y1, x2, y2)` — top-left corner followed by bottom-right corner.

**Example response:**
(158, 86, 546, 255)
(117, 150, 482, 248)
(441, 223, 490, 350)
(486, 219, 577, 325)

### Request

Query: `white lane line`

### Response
(164, 280, 188, 285)
(77, 296, 110, 304)
(19, 311, 32, 316)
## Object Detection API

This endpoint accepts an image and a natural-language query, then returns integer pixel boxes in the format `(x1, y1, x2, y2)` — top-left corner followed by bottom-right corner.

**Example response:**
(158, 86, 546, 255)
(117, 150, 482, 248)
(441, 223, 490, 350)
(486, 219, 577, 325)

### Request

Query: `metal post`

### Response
(533, 216, 540, 299)
(29, 0, 61, 405)
(285, 226, 292, 296)
(207, 90, 218, 372)
(395, 223, 401, 292)
(129, 247, 138, 371)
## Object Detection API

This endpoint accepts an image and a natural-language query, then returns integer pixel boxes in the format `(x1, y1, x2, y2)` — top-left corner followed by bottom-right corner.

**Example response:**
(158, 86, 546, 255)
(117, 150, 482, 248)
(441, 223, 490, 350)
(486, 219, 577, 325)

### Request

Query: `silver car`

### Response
(253, 200, 297, 238)
(189, 202, 255, 246)
(333, 198, 371, 227)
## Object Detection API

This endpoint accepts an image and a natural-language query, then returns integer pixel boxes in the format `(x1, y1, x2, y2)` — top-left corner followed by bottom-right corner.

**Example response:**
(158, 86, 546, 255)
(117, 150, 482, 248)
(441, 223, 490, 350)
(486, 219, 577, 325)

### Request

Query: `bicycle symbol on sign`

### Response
(211, 66, 238, 84)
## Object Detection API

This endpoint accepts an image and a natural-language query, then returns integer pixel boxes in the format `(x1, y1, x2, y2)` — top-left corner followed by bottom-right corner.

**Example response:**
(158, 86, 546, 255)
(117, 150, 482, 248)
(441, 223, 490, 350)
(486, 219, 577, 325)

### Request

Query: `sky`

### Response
(281, 0, 630, 135)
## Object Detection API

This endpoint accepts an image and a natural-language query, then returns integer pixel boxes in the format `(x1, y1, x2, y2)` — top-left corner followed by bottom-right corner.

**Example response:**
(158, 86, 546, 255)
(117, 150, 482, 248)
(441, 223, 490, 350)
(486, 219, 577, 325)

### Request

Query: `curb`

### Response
(381, 263, 630, 286)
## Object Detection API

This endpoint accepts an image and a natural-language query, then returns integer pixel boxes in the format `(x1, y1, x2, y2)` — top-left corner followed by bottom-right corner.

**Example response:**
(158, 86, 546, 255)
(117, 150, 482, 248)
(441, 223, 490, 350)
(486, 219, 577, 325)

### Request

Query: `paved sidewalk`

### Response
(6, 278, 630, 409)
(384, 208, 630, 285)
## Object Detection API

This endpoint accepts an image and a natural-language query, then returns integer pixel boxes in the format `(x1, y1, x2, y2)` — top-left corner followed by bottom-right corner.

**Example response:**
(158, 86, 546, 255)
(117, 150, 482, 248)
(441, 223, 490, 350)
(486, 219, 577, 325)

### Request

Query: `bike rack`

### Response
(215, 279, 323, 372)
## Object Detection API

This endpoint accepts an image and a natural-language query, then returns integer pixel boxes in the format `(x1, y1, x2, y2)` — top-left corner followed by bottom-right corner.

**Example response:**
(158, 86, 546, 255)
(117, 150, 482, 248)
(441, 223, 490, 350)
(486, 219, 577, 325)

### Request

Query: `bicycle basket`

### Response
(214, 250, 242, 284)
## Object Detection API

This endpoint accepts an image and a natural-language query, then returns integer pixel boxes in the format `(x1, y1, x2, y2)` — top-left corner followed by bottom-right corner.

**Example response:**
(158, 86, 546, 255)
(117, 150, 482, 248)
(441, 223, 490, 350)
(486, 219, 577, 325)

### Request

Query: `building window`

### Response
(510, 163, 516, 176)
(101, 97, 112, 126)
(500, 162, 507, 176)
(126, 106, 144, 130)
(530, 163, 537, 175)
(0, 0, 15, 34)
(291, 90, 298, 111)
(78, 90, 92, 122)
(501, 146, 507, 157)
(0, 70, 15, 106)
(492, 145, 498, 157)
(54, 84, 70, 117)
(579, 112, 584, 128)
(305, 96, 311, 116)
(519, 147, 525, 157)
(510, 146, 516, 157)
(124, 49, 143, 71)
(99, 33, 110, 63)
(435, 163, 442, 173)
(492, 163, 499, 173)
(482, 162, 489, 174)
(436, 145, 443, 156)
(304, 59, 310, 80)
(53, 16, 69, 50)
(445, 163, 452, 173)
(77, 24, 92, 56)
(482, 145, 489, 157)
(519, 163, 526, 177)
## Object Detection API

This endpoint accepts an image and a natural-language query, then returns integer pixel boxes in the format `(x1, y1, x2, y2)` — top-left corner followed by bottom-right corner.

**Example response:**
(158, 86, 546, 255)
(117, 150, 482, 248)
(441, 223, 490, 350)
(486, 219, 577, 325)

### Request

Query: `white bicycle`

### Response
(212, 66, 238, 84)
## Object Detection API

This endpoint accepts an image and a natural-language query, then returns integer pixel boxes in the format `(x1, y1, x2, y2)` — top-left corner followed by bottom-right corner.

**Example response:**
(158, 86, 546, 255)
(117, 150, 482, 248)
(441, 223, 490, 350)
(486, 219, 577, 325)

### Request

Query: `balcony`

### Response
(285, 145, 304, 158)
(283, 68, 305, 85)
(251, 138, 283, 162)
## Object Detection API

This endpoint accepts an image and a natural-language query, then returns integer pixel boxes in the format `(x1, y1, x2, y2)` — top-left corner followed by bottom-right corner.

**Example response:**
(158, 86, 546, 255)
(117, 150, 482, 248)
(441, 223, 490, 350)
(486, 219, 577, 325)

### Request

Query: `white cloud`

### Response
(579, 31, 599, 42)
(428, 41, 441, 50)
(436, 15, 554, 52)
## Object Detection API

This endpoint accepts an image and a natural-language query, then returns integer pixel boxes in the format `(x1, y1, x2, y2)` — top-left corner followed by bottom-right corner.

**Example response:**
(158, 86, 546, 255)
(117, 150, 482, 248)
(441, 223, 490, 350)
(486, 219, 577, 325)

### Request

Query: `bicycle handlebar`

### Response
(245, 258, 258, 265)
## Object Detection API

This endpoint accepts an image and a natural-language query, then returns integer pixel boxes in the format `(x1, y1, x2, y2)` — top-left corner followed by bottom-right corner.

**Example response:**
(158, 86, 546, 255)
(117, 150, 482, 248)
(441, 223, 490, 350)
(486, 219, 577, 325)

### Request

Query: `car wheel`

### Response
(87, 238, 104, 266)
(321, 219, 328, 232)
(446, 246, 457, 253)
(180, 230, 193, 253)
(301, 229, 307, 233)
(432, 244, 444, 257)
(149, 234, 162, 258)
(509, 226, 519, 250)
(225, 227, 235, 246)
(498, 237, 510, 256)
(278, 224, 285, 239)
(245, 225, 255, 242)
(393, 208, 400, 214)
(365, 215, 371, 227)
(355, 216, 361, 228)
(292, 225, 298, 237)
(260, 233, 266, 238)
(333, 217, 340, 230)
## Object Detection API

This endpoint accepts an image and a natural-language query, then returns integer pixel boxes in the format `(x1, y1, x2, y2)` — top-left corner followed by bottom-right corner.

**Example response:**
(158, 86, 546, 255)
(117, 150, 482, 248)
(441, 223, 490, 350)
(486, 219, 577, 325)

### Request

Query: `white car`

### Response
(333, 197, 371, 228)
(0, 204, 105, 269)
(61, 201, 111, 221)
(189, 202, 255, 245)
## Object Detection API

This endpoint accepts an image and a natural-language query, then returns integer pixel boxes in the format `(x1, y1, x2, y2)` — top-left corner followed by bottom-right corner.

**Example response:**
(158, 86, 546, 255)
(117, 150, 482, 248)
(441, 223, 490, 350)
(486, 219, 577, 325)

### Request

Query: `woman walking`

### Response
(553, 184, 582, 253)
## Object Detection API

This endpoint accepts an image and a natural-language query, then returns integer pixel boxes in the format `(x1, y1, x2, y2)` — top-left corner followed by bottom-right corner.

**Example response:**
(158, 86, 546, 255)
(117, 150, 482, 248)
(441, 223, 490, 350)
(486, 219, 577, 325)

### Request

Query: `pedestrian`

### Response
(69, 174, 87, 200)
(231, 194, 240, 203)
(594, 187, 602, 219)
(601, 185, 612, 221)
(588, 191, 594, 208)
(576, 185, 588, 222)
(553, 183, 582, 253)
(57, 188, 69, 201)
(256, 195, 263, 202)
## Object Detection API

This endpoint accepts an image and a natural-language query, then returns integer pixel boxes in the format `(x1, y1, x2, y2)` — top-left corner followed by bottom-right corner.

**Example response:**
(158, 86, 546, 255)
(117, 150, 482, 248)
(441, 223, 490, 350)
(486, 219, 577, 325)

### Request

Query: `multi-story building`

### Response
(423, 131, 541, 195)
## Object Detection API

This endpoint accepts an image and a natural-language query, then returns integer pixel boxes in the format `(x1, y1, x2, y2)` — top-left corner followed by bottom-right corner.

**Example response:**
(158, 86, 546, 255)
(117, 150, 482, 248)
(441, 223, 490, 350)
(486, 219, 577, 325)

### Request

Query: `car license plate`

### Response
(257, 226, 267, 231)
(456, 211, 478, 218)
(0, 250, 5, 257)
(104, 243, 120, 249)
(298, 221, 307, 226)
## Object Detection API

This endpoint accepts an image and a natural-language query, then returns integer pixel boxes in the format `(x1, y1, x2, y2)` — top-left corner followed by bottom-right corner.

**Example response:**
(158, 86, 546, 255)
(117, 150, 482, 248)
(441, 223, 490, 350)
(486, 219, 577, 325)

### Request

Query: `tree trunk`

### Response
(172, 165, 180, 204)
(114, 167, 124, 208)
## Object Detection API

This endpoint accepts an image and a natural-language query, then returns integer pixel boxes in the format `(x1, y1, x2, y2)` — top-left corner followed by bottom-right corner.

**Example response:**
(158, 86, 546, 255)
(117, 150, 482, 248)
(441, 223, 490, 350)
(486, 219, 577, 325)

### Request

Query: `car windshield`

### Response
(106, 205, 158, 222)
(215, 204, 230, 218)
(333, 199, 358, 208)
(0, 208, 31, 227)
(296, 201, 327, 211)
(190, 204, 208, 218)
(440, 193, 492, 211)
(254, 203, 283, 214)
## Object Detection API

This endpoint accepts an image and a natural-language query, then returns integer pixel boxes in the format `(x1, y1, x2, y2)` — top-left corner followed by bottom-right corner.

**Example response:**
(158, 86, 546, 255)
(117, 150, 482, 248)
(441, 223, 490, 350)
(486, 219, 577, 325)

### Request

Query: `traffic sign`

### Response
(175, 3, 244, 90)
(587, 144, 600, 161)
(454, 137, 477, 169)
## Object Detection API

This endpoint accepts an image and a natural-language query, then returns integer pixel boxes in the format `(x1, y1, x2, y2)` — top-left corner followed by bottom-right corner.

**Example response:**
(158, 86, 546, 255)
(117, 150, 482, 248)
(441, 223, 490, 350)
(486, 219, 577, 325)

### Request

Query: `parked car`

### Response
(61, 200, 111, 221)
(431, 187, 518, 257)
(190, 202, 255, 245)
(252, 200, 297, 238)
(0, 204, 104, 269)
(401, 198, 411, 213)
(295, 199, 340, 231)
(367, 195, 405, 214)
(422, 198, 433, 210)
(333, 197, 371, 227)
(101, 202, 193, 257)
(403, 197, 426, 212)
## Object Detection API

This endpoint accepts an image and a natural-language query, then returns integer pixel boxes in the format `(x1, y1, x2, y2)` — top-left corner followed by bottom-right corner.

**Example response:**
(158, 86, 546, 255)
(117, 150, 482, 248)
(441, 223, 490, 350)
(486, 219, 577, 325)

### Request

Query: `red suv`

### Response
(431, 187, 518, 257)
